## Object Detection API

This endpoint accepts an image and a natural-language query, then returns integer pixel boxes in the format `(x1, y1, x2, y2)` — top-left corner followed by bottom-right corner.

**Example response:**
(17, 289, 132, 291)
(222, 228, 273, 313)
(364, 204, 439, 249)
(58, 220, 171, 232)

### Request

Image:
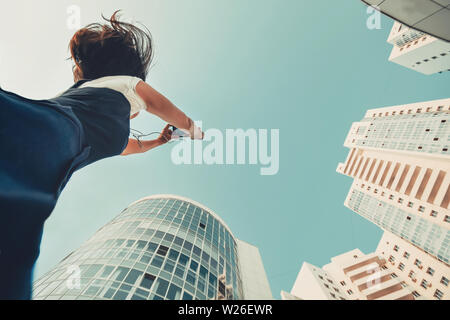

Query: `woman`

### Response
(0, 11, 203, 300)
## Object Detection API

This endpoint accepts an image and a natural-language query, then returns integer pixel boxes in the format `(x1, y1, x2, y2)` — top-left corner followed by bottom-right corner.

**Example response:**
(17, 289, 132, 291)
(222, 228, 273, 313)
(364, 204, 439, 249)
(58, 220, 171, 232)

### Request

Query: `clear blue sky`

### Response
(1, 0, 449, 299)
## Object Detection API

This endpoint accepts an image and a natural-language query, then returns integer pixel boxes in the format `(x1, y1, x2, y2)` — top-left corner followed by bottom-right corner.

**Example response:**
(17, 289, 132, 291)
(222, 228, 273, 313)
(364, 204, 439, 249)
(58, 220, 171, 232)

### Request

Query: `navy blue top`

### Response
(0, 81, 132, 276)
(50, 80, 131, 166)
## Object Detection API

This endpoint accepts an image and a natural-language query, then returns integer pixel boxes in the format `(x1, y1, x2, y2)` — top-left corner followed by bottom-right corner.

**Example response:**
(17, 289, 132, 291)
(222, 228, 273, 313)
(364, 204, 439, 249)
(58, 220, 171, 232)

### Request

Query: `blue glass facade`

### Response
(33, 196, 244, 300)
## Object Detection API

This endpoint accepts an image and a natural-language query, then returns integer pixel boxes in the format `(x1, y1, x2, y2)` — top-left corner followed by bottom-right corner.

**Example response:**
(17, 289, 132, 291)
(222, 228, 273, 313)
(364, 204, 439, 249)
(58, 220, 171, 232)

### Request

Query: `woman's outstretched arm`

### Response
(136, 81, 203, 139)
(121, 124, 172, 156)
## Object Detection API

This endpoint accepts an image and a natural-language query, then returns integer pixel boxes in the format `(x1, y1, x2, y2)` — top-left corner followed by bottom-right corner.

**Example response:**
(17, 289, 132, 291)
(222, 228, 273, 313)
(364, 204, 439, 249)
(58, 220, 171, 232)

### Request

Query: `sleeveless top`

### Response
(50, 76, 147, 166)
(0, 76, 147, 269)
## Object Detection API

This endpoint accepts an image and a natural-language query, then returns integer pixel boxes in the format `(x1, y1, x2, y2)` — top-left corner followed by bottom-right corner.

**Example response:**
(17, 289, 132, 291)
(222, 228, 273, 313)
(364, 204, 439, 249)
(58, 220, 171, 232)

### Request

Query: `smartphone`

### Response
(171, 126, 190, 139)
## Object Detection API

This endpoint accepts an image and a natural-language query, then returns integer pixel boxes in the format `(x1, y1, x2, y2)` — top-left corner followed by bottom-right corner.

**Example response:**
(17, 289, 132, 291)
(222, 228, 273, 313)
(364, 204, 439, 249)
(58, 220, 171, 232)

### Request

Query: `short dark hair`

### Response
(69, 10, 153, 81)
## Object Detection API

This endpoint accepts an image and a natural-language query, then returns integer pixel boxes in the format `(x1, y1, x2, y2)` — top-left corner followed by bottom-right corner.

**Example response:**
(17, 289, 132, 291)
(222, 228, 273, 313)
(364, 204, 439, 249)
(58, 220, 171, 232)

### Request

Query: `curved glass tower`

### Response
(32, 195, 271, 300)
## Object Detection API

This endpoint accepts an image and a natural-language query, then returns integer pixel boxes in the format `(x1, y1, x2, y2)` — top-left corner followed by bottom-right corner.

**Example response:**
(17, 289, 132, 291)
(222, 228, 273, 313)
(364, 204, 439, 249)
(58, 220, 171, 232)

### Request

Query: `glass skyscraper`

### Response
(32, 195, 272, 300)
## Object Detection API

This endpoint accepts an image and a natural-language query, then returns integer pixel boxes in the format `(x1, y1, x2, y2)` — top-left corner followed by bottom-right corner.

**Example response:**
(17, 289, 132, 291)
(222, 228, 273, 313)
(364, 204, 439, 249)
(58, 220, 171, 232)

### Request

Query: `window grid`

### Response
(33, 197, 244, 300)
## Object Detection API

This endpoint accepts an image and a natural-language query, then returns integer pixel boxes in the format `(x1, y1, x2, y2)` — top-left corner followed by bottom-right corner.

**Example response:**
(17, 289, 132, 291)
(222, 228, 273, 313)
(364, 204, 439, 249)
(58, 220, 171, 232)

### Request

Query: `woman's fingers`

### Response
(158, 124, 174, 143)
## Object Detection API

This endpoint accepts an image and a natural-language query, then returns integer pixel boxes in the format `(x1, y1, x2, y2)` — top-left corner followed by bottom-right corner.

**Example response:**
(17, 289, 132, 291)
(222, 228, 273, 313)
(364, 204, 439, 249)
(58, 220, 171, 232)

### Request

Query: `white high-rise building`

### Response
(336, 98, 449, 265)
(283, 231, 449, 300)
(32, 195, 272, 300)
(387, 21, 450, 75)
(377, 231, 449, 300)
(282, 261, 348, 300)
(284, 98, 449, 301)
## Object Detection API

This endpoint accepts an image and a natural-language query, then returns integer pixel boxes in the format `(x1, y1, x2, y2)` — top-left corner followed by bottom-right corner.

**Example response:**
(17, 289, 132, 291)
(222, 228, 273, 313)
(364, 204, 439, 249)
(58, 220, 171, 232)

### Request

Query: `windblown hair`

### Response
(69, 11, 153, 82)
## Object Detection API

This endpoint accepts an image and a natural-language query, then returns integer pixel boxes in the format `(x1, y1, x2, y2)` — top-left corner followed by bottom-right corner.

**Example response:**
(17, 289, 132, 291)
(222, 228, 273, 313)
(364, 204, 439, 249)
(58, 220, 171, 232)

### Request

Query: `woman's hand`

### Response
(157, 124, 173, 145)
(121, 124, 173, 156)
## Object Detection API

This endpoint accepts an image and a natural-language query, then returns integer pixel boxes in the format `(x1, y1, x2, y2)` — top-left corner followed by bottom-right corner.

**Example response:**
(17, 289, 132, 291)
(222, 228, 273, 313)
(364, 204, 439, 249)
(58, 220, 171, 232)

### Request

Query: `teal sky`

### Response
(2, 0, 449, 299)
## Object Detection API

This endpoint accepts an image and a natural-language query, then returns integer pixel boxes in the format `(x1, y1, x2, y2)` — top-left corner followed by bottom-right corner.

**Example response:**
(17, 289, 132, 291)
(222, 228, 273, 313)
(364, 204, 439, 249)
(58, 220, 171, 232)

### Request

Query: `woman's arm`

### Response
(136, 81, 203, 139)
(121, 124, 172, 156)
(121, 138, 162, 156)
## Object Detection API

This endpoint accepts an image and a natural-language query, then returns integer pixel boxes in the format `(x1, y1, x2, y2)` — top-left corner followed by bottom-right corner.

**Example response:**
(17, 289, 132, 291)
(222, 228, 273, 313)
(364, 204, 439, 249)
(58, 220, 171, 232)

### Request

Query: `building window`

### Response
(140, 273, 156, 290)
(433, 289, 444, 300)
(440, 276, 449, 287)
(426, 267, 435, 276)
(420, 279, 428, 289)
(156, 245, 169, 257)
(414, 259, 422, 269)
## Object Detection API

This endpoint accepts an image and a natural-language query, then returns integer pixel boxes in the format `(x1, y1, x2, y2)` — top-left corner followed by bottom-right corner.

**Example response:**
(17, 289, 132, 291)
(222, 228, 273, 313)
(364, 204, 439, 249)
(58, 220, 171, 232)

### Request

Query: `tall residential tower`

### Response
(32, 195, 272, 300)
(336, 98, 449, 264)
(281, 98, 449, 300)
